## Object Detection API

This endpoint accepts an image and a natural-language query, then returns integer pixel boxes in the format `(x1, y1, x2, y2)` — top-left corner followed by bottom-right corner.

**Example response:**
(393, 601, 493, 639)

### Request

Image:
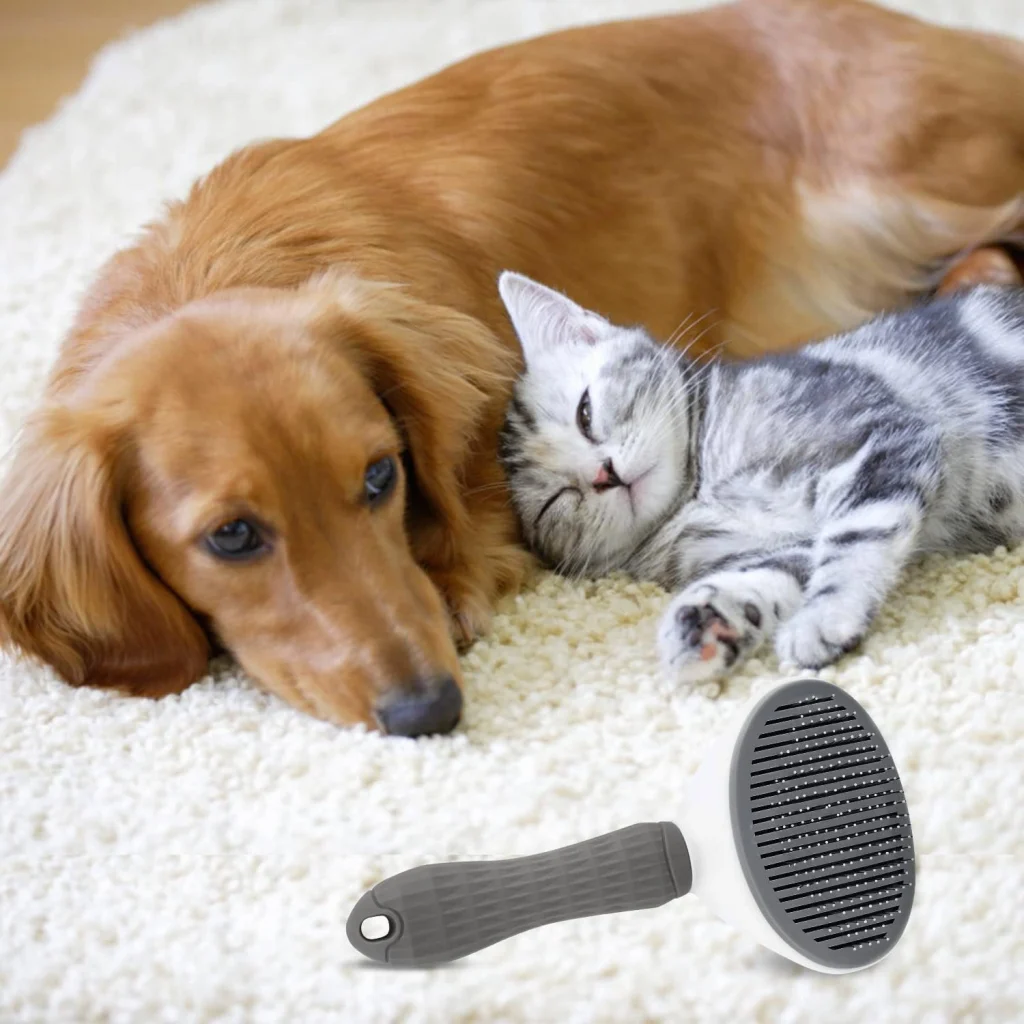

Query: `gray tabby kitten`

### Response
(497, 271, 1024, 684)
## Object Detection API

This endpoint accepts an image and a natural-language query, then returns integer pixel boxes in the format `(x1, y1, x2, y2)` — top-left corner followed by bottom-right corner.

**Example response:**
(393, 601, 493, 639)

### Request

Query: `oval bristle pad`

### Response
(730, 680, 915, 970)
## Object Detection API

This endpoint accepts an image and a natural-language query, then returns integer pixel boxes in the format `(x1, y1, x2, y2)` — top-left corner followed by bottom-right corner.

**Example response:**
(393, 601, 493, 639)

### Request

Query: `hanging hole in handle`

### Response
(359, 914, 394, 941)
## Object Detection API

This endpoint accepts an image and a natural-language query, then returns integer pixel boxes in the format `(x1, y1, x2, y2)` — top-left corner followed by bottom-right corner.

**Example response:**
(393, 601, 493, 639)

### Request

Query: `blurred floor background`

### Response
(0, 0, 196, 167)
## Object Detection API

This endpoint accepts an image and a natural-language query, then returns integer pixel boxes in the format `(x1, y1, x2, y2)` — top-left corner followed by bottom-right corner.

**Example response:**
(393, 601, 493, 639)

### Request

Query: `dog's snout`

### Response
(375, 674, 463, 737)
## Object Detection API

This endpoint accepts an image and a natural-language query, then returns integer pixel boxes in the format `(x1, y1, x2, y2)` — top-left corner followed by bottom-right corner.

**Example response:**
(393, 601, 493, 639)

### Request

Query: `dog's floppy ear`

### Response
(307, 273, 516, 552)
(0, 408, 210, 696)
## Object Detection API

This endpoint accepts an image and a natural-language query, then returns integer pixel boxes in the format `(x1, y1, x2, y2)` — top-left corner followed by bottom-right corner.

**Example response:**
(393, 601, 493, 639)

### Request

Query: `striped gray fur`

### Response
(497, 271, 1024, 683)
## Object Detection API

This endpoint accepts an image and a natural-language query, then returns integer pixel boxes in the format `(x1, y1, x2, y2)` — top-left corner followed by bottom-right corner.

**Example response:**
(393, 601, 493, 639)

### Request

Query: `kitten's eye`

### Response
(576, 389, 594, 441)
(364, 455, 397, 507)
(206, 519, 268, 561)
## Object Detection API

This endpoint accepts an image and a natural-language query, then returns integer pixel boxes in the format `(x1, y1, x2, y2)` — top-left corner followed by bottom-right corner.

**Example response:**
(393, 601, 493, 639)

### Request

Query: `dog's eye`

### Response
(364, 455, 397, 506)
(206, 519, 266, 560)
(576, 389, 594, 441)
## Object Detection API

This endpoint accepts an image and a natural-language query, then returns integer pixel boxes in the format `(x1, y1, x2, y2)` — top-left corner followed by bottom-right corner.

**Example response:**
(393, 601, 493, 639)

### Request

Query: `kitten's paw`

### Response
(658, 584, 764, 683)
(775, 599, 868, 669)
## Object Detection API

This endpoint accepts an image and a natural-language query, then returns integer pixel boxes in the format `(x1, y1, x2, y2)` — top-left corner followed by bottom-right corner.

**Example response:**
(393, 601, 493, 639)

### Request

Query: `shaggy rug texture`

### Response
(1, 1, 1022, 1021)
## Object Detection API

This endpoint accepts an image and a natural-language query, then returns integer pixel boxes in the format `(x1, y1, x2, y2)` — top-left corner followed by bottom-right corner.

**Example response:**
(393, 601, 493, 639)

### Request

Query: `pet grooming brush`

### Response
(347, 679, 914, 973)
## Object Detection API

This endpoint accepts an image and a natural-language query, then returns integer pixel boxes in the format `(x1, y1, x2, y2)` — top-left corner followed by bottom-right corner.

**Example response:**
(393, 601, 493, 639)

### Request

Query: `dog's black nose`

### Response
(375, 674, 463, 737)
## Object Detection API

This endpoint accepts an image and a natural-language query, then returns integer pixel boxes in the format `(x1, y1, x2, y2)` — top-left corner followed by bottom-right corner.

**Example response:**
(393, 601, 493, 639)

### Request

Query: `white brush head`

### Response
(679, 679, 915, 973)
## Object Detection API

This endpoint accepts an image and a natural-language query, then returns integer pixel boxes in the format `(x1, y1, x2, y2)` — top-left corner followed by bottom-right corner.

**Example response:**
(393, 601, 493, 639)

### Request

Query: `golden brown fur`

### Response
(2, 0, 1024, 729)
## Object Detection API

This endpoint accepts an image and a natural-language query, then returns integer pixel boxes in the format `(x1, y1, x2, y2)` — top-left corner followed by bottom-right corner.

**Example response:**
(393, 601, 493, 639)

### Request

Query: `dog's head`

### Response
(0, 274, 513, 733)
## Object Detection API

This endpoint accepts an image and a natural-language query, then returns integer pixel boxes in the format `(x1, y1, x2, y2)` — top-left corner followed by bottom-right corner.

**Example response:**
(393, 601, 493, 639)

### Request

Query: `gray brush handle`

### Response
(346, 821, 692, 966)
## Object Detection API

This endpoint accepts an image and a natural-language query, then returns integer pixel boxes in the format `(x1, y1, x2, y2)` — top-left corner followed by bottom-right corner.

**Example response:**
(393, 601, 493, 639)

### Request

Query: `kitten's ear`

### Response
(497, 272, 606, 365)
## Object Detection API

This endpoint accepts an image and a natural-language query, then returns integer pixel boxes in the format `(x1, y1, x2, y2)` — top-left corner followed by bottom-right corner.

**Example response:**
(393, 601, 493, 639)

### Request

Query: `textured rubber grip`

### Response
(347, 821, 692, 966)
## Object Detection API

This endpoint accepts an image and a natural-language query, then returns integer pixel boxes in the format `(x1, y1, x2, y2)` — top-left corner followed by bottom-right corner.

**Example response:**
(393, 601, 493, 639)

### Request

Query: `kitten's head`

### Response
(497, 272, 694, 576)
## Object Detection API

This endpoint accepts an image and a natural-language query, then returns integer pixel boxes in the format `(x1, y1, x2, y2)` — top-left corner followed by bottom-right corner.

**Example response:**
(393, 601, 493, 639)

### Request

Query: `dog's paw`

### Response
(430, 571, 493, 649)
(658, 583, 765, 683)
(446, 590, 493, 650)
(775, 598, 866, 669)
(428, 542, 530, 650)
(449, 604, 491, 650)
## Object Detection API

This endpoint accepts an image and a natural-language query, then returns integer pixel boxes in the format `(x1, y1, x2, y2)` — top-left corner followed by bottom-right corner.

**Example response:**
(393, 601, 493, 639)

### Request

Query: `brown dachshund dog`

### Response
(1, 0, 1023, 734)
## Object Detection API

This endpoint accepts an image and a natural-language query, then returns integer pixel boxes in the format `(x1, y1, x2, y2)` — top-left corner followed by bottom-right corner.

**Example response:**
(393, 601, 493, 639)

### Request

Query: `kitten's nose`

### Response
(593, 458, 624, 492)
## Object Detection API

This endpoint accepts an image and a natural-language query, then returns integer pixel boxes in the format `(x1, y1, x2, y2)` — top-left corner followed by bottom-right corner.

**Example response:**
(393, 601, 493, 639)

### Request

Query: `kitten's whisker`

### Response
(664, 312, 697, 349)
(668, 308, 716, 348)
(674, 343, 727, 397)
(676, 323, 727, 366)
(668, 309, 721, 359)
(463, 481, 513, 497)
(663, 316, 688, 348)
(656, 324, 728, 404)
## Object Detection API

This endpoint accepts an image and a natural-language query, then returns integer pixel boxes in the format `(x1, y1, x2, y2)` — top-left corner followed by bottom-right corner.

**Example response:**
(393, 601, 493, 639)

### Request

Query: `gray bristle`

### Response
(732, 681, 915, 970)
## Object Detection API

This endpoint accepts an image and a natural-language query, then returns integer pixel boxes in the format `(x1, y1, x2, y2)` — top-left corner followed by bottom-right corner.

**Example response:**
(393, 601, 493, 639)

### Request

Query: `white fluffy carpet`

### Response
(1, 1, 1023, 1021)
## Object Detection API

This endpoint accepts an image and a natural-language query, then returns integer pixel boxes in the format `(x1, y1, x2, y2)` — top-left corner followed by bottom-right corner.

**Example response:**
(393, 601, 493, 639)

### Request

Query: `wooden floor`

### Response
(0, 0, 197, 168)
